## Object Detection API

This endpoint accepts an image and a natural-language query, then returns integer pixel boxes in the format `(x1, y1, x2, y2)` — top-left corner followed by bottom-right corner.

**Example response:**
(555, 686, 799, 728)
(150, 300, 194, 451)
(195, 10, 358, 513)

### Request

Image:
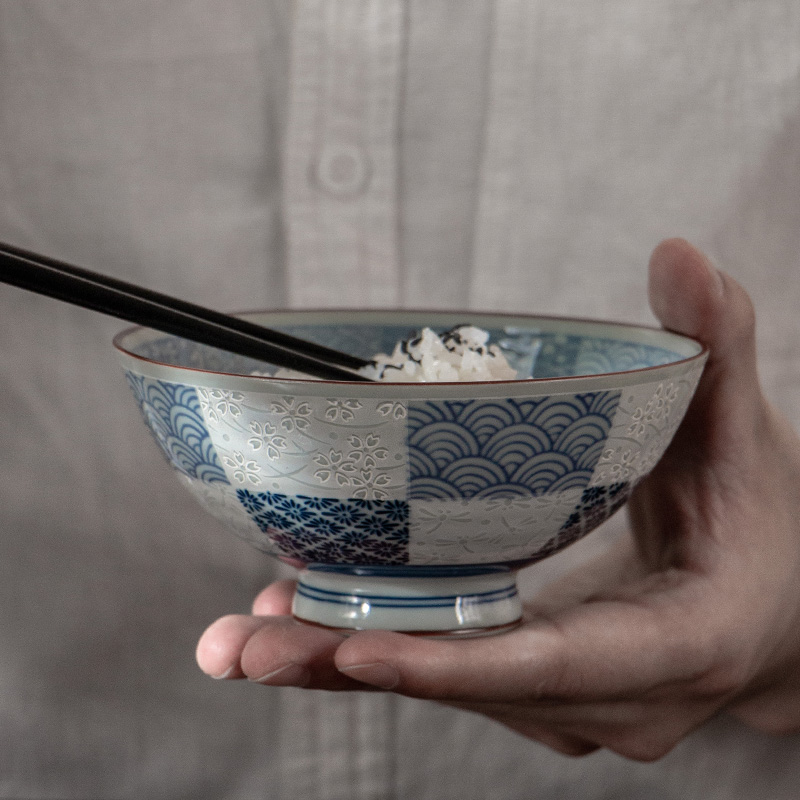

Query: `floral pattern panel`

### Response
(236, 490, 409, 565)
(197, 390, 409, 501)
(589, 363, 705, 487)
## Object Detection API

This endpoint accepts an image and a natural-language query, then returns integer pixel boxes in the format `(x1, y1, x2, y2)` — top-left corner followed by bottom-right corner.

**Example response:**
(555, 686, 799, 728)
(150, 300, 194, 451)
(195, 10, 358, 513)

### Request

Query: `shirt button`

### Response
(314, 144, 371, 198)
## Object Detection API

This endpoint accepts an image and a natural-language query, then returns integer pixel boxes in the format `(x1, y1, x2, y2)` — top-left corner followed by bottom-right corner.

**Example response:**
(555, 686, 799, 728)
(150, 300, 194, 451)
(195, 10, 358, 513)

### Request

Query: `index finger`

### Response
(335, 574, 726, 704)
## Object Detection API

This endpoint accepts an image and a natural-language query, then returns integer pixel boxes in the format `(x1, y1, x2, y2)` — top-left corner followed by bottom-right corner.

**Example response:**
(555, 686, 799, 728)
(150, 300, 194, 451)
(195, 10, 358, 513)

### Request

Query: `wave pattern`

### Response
(534, 333, 682, 378)
(407, 393, 620, 499)
(125, 373, 228, 484)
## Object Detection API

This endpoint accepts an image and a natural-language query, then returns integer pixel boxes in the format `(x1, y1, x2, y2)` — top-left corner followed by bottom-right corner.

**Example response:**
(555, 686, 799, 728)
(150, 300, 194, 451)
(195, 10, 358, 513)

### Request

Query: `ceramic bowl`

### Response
(115, 310, 707, 636)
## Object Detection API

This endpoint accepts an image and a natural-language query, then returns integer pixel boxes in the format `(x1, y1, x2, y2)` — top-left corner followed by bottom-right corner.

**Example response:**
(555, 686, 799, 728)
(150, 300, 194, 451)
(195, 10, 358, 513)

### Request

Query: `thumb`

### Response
(648, 238, 759, 404)
(648, 239, 767, 449)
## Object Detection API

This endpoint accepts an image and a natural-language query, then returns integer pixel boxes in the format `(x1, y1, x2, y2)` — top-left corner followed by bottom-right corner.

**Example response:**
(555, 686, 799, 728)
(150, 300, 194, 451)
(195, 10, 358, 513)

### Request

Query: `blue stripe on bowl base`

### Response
(295, 583, 519, 609)
(293, 565, 523, 633)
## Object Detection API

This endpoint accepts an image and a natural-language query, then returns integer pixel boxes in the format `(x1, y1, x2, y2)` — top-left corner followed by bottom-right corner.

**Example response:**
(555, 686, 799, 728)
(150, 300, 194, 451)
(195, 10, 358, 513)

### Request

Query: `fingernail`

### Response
(250, 662, 311, 688)
(211, 665, 235, 680)
(339, 662, 400, 690)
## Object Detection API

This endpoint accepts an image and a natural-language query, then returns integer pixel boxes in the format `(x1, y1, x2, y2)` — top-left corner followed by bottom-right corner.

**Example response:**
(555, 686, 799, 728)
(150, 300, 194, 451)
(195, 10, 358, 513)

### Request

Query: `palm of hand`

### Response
(196, 239, 800, 761)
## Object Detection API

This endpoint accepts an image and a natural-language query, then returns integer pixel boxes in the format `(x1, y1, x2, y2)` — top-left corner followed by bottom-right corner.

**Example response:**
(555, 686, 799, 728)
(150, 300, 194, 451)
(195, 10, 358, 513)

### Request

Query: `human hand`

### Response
(196, 239, 800, 761)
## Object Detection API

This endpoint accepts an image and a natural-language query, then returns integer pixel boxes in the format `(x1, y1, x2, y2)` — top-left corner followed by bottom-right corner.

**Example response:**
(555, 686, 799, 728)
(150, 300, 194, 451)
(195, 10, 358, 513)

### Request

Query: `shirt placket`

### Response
(284, 0, 405, 308)
(470, 0, 533, 310)
(278, 2, 402, 798)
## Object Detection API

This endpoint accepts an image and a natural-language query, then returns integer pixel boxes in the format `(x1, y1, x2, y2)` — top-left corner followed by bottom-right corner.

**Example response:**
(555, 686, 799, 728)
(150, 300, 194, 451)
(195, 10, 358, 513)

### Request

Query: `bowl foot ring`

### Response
(292, 564, 523, 637)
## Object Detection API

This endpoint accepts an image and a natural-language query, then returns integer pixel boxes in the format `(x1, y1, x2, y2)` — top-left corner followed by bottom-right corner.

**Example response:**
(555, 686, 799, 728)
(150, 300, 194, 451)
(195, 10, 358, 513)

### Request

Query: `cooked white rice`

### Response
(360, 325, 518, 382)
(269, 325, 519, 382)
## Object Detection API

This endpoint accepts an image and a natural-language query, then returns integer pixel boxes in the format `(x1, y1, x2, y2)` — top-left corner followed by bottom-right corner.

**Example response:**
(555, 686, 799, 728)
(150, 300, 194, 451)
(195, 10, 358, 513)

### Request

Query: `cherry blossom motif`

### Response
(626, 381, 680, 438)
(223, 451, 262, 486)
(324, 398, 362, 422)
(312, 451, 393, 500)
(592, 445, 640, 484)
(349, 469, 393, 501)
(376, 400, 407, 420)
(638, 435, 675, 476)
(196, 388, 245, 423)
(313, 449, 356, 486)
(246, 420, 287, 460)
(270, 396, 313, 432)
(588, 368, 702, 488)
(312, 431, 393, 496)
(346, 433, 389, 469)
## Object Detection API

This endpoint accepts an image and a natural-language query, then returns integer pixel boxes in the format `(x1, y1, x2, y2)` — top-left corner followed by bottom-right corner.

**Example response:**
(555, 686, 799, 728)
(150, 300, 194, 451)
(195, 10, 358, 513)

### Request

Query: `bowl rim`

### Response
(113, 307, 709, 388)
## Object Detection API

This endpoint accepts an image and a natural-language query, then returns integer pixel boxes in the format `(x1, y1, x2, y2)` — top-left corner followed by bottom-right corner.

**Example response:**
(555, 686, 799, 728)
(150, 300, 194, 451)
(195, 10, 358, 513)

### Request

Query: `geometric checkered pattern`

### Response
(127, 372, 662, 566)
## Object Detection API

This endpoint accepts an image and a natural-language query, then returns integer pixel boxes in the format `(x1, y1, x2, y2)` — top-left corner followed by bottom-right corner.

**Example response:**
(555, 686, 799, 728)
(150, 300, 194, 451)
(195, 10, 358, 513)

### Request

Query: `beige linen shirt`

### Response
(2, 2, 800, 798)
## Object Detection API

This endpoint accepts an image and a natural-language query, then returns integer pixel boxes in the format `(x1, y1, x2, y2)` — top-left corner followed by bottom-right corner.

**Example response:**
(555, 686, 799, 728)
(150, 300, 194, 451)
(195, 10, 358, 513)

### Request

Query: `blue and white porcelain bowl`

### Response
(115, 310, 707, 636)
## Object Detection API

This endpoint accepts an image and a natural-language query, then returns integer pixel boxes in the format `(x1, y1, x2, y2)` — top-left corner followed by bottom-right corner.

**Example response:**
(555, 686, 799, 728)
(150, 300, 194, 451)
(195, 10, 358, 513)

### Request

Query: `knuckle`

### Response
(691, 660, 749, 700)
(655, 612, 752, 701)
(524, 619, 589, 701)
(685, 632, 753, 701)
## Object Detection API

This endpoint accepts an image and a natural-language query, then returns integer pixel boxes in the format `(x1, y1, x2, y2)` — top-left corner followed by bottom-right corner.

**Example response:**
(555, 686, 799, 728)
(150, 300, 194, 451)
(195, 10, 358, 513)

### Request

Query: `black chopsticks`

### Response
(0, 241, 374, 381)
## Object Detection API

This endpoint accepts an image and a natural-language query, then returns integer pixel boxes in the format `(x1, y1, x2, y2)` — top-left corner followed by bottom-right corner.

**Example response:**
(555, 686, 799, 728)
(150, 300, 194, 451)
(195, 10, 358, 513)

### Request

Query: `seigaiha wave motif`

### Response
(573, 339, 680, 375)
(407, 392, 620, 499)
(125, 373, 228, 484)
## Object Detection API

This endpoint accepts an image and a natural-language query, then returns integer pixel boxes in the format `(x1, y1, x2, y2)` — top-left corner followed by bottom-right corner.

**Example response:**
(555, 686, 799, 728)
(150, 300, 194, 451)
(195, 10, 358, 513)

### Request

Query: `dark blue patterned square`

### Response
(406, 392, 620, 500)
(559, 482, 631, 539)
(236, 489, 410, 565)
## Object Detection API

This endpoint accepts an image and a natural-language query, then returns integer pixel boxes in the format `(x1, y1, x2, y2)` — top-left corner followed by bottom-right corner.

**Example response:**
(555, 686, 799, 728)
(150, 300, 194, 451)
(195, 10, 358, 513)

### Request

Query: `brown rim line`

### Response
(292, 615, 522, 639)
(113, 309, 709, 387)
